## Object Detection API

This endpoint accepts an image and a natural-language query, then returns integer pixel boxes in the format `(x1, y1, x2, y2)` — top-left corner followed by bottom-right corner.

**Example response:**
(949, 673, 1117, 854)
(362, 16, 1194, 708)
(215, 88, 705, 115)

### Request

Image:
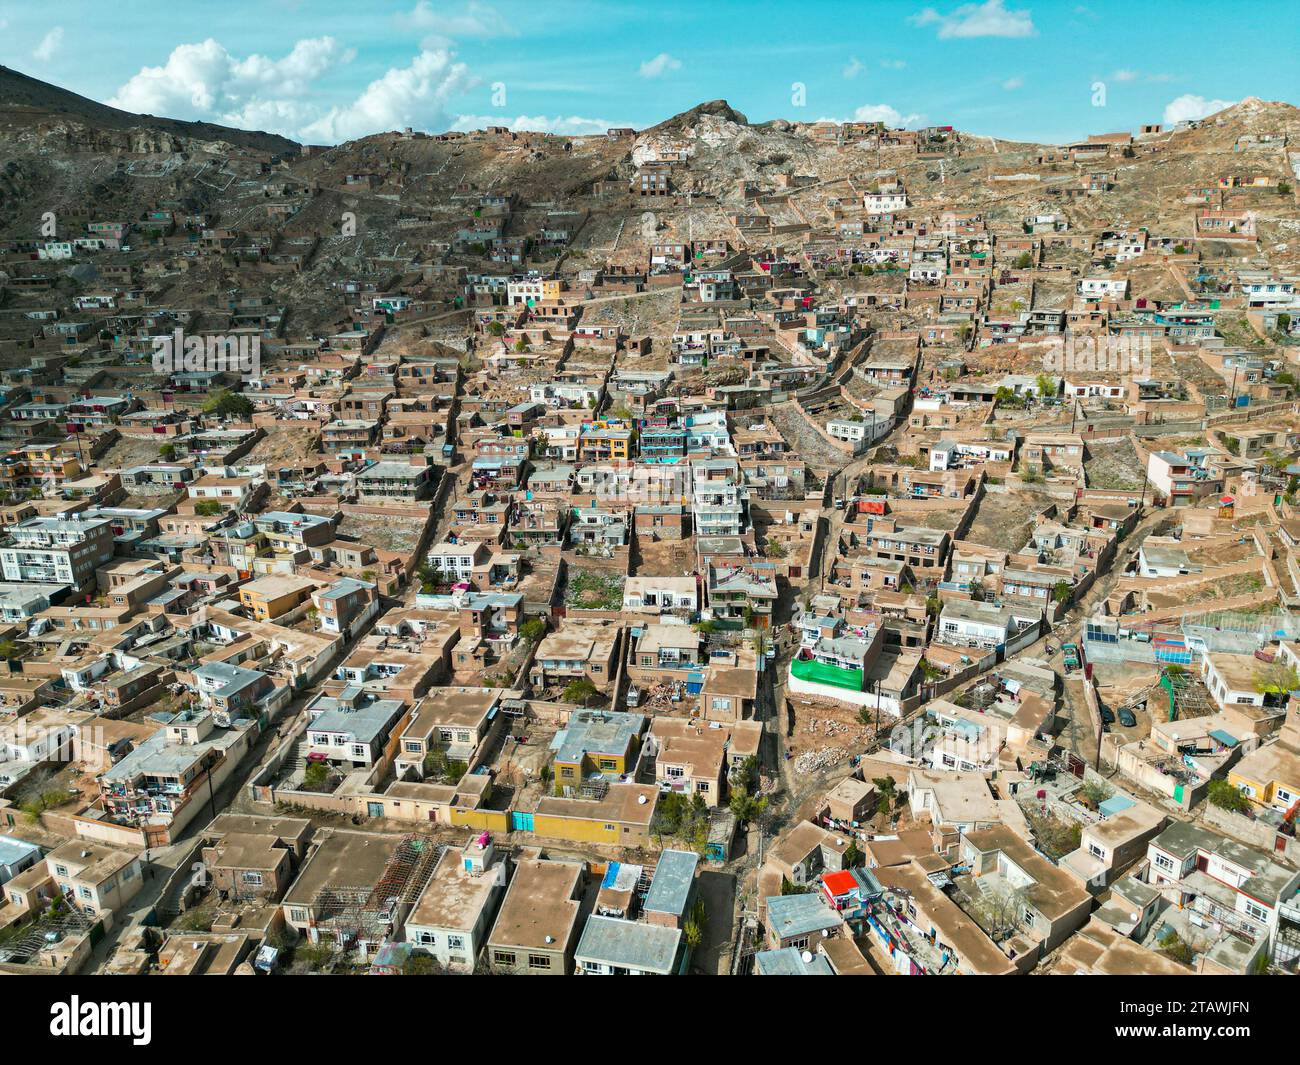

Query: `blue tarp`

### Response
(1098, 794, 1136, 818)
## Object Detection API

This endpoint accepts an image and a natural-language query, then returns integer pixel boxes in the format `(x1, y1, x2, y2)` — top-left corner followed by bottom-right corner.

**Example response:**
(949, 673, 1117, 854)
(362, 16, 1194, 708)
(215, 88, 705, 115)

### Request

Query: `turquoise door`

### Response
(511, 811, 534, 832)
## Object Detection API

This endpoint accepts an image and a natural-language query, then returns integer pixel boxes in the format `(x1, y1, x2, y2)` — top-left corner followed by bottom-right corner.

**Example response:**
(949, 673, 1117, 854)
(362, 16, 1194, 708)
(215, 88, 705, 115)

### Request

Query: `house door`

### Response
(367, 802, 384, 818)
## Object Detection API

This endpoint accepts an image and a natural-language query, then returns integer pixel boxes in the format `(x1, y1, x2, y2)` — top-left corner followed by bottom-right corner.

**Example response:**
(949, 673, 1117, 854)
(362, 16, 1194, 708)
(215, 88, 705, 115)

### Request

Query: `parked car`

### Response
(626, 685, 641, 707)
(1100, 706, 1115, 725)
(1117, 707, 1137, 728)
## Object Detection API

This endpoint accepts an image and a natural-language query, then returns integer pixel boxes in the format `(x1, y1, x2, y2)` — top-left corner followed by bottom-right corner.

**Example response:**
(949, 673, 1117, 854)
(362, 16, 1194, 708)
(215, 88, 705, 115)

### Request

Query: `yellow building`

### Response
(531, 784, 659, 845)
(237, 575, 317, 621)
(1228, 744, 1300, 815)
(0, 442, 83, 492)
(551, 709, 643, 788)
(578, 424, 633, 462)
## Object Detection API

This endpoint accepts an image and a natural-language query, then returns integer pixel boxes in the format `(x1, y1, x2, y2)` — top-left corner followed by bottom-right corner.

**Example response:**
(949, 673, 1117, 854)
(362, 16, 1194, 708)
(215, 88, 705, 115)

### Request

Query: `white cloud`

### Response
(910, 0, 1035, 39)
(109, 37, 350, 134)
(1163, 93, 1235, 126)
(880, 58, 908, 69)
(34, 26, 64, 62)
(852, 103, 923, 127)
(302, 49, 472, 142)
(1001, 76, 1023, 90)
(1111, 69, 1139, 83)
(842, 57, 864, 79)
(452, 113, 616, 136)
(398, 1, 516, 46)
(108, 37, 471, 143)
(638, 53, 681, 79)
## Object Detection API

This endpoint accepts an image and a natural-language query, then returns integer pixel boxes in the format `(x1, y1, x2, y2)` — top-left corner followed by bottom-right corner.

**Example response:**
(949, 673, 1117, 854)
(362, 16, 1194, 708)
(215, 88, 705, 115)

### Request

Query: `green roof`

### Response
(791, 657, 864, 692)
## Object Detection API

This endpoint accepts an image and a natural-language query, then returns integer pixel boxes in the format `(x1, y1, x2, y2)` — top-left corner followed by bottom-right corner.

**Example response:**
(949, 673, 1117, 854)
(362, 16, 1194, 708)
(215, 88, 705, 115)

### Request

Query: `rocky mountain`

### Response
(0, 65, 300, 156)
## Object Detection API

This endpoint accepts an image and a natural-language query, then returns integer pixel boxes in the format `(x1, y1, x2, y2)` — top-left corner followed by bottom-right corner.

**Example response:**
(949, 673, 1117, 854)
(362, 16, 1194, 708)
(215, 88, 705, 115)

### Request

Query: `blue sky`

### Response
(1, 0, 1296, 144)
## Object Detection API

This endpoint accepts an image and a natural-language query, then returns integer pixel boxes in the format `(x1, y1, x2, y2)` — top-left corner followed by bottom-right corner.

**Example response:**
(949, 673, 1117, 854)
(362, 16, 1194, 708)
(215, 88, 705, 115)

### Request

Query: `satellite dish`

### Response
(800, 950, 813, 964)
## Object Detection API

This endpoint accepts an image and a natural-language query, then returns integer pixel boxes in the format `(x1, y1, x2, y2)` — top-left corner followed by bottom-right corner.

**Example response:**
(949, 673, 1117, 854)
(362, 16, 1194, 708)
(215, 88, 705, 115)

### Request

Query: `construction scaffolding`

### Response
(0, 901, 95, 965)
(311, 837, 444, 953)
(1160, 670, 1216, 723)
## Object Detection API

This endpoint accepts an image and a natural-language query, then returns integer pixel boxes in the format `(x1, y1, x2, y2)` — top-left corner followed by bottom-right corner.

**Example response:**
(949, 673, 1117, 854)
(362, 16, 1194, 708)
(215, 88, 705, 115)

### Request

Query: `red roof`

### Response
(821, 870, 858, 897)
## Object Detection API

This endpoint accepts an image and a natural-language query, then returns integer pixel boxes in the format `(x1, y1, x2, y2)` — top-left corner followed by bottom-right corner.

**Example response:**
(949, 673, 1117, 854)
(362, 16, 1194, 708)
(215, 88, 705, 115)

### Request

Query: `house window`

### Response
(1243, 901, 1269, 923)
(417, 931, 438, 946)
(493, 950, 517, 967)
(447, 934, 466, 950)
(1153, 853, 1175, 873)
(527, 953, 552, 970)
(242, 872, 264, 886)
(290, 908, 308, 923)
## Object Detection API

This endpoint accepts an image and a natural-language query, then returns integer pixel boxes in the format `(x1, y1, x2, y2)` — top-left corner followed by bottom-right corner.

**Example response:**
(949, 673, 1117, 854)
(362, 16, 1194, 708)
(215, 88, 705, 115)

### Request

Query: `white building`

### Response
(404, 835, 507, 972)
(0, 515, 114, 588)
(936, 600, 1034, 650)
(1076, 276, 1129, 299)
(863, 191, 908, 214)
(622, 576, 698, 615)
(427, 541, 489, 581)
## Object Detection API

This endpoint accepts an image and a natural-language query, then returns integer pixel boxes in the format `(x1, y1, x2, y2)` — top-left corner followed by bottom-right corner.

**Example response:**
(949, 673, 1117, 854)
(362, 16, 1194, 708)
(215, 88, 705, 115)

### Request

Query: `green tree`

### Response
(202, 388, 254, 418)
(653, 792, 688, 838)
(1079, 779, 1113, 807)
(520, 618, 547, 643)
(303, 761, 330, 790)
(403, 953, 443, 975)
(682, 897, 707, 952)
(1052, 581, 1073, 603)
(1253, 661, 1300, 695)
(158, 443, 177, 461)
(728, 788, 768, 825)
(194, 501, 221, 517)
(561, 678, 599, 705)
(1207, 779, 1251, 814)
(1158, 929, 1194, 965)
